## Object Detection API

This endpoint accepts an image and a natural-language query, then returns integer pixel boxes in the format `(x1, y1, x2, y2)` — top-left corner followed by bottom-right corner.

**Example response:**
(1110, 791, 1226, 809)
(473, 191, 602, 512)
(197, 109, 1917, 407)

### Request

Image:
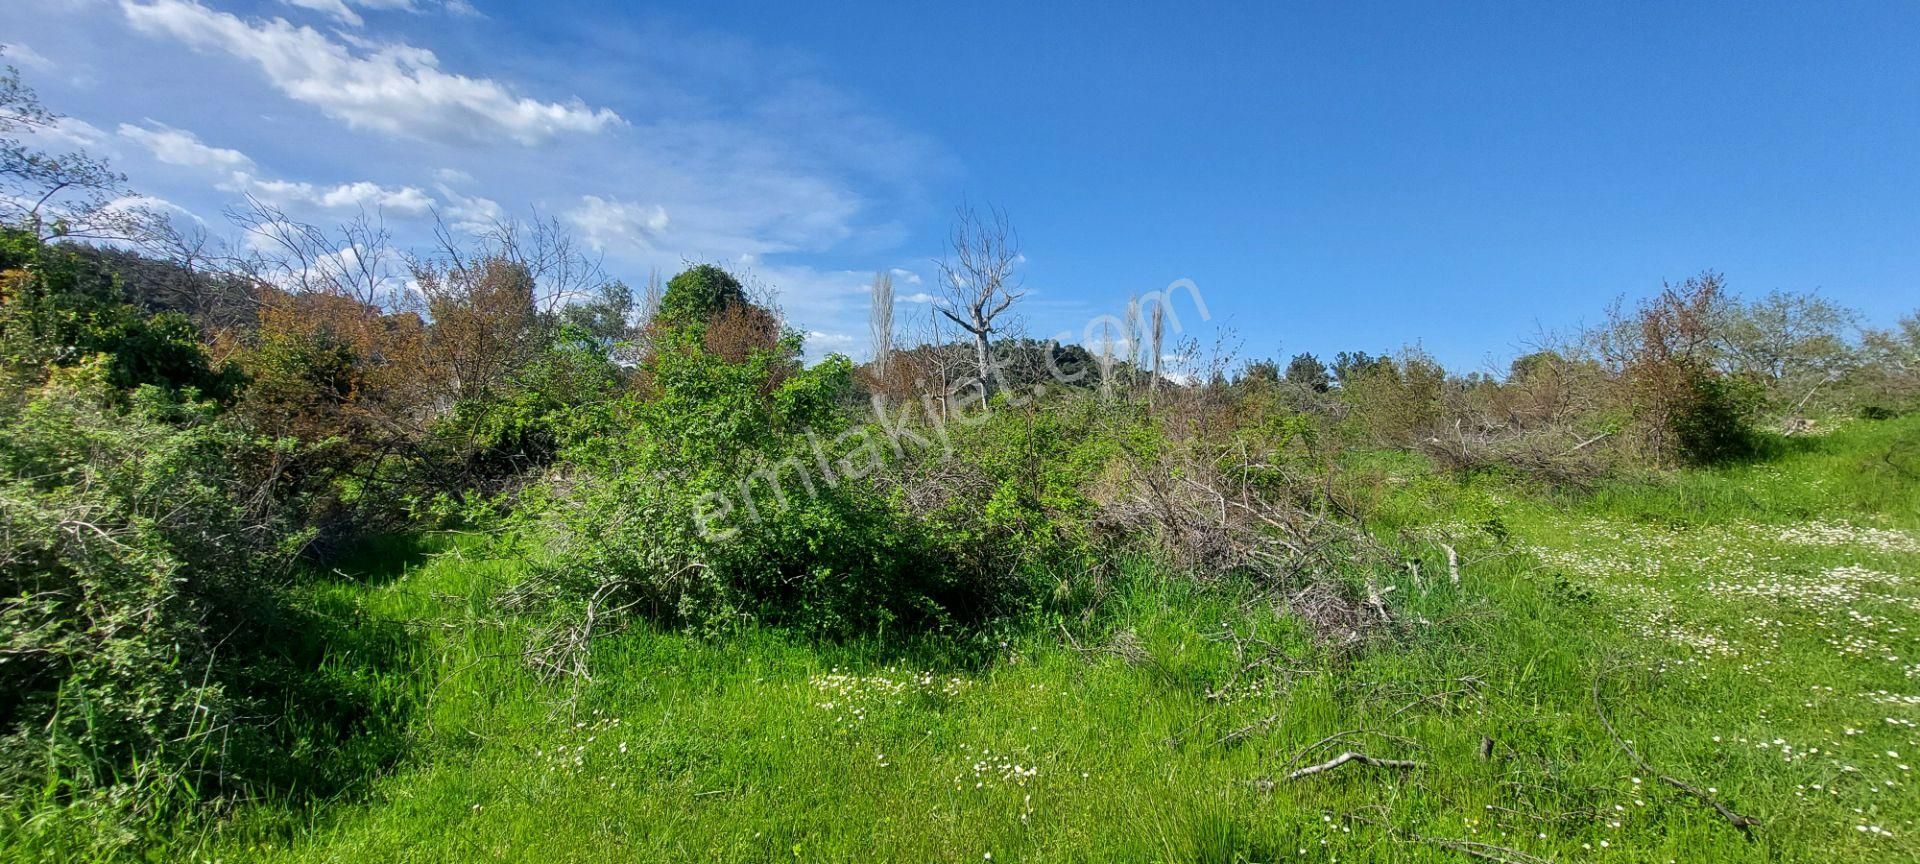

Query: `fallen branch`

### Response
(1563, 431, 1611, 455)
(1348, 813, 1550, 864)
(1280, 728, 1419, 772)
(1284, 751, 1420, 781)
(1408, 836, 1551, 864)
(1591, 677, 1758, 835)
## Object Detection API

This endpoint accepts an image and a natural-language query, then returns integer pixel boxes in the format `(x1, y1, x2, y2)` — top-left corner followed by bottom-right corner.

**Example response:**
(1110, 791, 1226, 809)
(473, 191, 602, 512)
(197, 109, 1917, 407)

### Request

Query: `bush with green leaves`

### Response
(514, 325, 973, 637)
(434, 323, 626, 485)
(0, 361, 305, 814)
(1665, 363, 1766, 464)
(1, 229, 239, 399)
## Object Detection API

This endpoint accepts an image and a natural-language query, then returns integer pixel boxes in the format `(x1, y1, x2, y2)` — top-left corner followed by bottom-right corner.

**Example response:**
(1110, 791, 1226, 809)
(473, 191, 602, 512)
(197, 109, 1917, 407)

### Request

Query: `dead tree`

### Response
(935, 205, 1023, 413)
(869, 270, 895, 397)
(1149, 301, 1166, 410)
(1098, 318, 1118, 402)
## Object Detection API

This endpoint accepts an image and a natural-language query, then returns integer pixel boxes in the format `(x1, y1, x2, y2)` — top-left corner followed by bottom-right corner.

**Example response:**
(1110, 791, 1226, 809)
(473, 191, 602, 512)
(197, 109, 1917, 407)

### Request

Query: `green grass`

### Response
(43, 417, 1920, 862)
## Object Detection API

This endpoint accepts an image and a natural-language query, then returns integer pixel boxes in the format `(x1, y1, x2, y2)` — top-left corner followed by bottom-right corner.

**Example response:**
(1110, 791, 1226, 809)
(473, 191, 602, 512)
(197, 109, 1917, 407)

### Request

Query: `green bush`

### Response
(1666, 364, 1765, 465)
(0, 362, 301, 811)
(515, 327, 973, 637)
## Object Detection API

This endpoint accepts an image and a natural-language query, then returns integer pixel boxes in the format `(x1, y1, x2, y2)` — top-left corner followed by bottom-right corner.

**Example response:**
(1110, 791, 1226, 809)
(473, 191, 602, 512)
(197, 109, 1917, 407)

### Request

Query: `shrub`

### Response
(1666, 364, 1765, 464)
(0, 361, 303, 817)
(1339, 347, 1447, 445)
(513, 325, 972, 639)
(656, 264, 747, 327)
(1602, 272, 1763, 465)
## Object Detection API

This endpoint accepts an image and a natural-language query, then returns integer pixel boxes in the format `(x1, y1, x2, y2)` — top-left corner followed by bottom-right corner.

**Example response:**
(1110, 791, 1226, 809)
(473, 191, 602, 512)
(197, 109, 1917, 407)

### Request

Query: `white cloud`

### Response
(806, 330, 856, 352)
(117, 121, 254, 171)
(121, 0, 622, 145)
(898, 291, 937, 304)
(116, 120, 435, 217)
(104, 192, 201, 225)
(278, 0, 475, 29)
(436, 184, 502, 232)
(279, 0, 368, 26)
(889, 267, 922, 285)
(2, 42, 56, 72)
(565, 195, 670, 252)
(241, 174, 436, 216)
(26, 116, 113, 152)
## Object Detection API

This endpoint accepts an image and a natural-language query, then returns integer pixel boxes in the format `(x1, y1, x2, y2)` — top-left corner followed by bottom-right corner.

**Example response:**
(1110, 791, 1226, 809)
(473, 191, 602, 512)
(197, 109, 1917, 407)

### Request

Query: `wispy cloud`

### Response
(121, 0, 620, 145)
(118, 120, 435, 216)
(277, 0, 475, 29)
(1, 42, 57, 72)
(118, 121, 252, 171)
(565, 195, 671, 253)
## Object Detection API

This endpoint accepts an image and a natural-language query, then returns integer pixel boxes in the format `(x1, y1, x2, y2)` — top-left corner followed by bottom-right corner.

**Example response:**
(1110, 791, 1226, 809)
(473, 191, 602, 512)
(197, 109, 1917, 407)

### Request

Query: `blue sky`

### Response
(5, 1, 1918, 373)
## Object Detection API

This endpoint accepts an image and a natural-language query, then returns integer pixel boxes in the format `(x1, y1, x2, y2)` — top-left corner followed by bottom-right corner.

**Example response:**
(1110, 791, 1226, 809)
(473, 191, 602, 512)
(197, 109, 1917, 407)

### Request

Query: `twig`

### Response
(1388, 690, 1462, 720)
(1283, 751, 1421, 781)
(1280, 728, 1419, 771)
(1409, 836, 1551, 864)
(1591, 677, 1758, 835)
(1216, 713, 1281, 748)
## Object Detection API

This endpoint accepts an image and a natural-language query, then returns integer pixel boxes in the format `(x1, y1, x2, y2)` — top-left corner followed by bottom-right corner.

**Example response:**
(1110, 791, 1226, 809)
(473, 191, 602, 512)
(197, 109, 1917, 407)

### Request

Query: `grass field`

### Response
(77, 417, 1920, 863)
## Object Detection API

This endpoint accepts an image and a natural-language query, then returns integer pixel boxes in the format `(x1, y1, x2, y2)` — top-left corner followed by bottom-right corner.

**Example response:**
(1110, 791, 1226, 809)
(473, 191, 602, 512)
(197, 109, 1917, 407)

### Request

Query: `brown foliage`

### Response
(415, 256, 539, 403)
(1600, 271, 1745, 462)
(702, 300, 783, 364)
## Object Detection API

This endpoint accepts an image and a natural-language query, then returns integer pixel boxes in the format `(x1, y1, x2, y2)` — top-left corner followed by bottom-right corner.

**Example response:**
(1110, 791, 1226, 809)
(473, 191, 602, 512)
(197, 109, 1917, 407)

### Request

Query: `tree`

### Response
(1713, 289, 1860, 412)
(1238, 358, 1280, 386)
(559, 279, 638, 351)
(935, 205, 1023, 411)
(868, 270, 894, 396)
(0, 49, 155, 242)
(1148, 301, 1165, 409)
(1284, 352, 1332, 392)
(658, 264, 747, 327)
(1331, 350, 1383, 387)
(417, 256, 539, 402)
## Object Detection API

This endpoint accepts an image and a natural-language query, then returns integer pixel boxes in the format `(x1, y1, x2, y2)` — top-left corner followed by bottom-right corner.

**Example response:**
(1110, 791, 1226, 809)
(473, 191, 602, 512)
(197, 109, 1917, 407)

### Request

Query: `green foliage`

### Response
(1339, 348, 1447, 444)
(1666, 363, 1765, 465)
(1283, 352, 1331, 392)
(657, 264, 747, 327)
(436, 324, 625, 480)
(0, 229, 238, 399)
(0, 363, 296, 809)
(516, 328, 971, 636)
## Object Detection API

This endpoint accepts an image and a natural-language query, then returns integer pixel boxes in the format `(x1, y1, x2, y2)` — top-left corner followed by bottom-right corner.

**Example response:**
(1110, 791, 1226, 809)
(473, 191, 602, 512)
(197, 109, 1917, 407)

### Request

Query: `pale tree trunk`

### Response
(936, 205, 1024, 419)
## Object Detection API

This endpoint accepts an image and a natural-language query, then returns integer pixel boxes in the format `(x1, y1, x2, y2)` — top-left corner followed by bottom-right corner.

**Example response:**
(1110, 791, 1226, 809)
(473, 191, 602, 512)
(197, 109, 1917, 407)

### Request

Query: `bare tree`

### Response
(935, 205, 1024, 412)
(427, 209, 612, 316)
(1123, 294, 1144, 394)
(1097, 318, 1118, 402)
(869, 270, 895, 396)
(929, 303, 952, 420)
(228, 195, 412, 312)
(1149, 301, 1165, 410)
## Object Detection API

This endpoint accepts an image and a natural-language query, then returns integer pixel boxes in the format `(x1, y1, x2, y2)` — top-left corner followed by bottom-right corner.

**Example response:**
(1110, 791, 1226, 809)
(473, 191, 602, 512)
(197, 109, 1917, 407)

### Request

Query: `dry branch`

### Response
(1283, 751, 1421, 781)
(1591, 676, 1759, 835)
(1216, 713, 1281, 748)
